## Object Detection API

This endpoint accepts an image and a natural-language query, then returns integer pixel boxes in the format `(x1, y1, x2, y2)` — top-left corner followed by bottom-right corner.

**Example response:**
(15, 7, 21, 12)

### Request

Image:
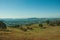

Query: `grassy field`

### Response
(0, 26, 60, 40)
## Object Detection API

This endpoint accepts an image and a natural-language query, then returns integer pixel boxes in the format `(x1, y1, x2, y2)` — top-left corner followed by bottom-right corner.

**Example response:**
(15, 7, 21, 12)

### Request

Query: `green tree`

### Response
(45, 20, 50, 24)
(0, 21, 7, 29)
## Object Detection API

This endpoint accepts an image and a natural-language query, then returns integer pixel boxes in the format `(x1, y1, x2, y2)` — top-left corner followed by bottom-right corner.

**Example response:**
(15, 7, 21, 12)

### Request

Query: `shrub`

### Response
(20, 27, 27, 31)
(27, 27, 33, 30)
(39, 24, 43, 27)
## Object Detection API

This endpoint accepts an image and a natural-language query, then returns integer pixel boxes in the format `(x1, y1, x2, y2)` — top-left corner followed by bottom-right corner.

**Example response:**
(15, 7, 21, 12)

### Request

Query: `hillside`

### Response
(0, 18, 60, 40)
(0, 26, 60, 40)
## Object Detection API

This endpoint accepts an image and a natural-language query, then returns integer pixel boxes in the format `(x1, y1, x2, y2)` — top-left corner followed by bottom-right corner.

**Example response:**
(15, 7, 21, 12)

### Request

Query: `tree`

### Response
(45, 20, 50, 24)
(0, 21, 7, 29)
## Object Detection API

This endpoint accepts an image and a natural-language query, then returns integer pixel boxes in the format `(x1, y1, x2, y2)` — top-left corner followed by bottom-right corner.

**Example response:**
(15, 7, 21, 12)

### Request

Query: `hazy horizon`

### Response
(0, 0, 60, 18)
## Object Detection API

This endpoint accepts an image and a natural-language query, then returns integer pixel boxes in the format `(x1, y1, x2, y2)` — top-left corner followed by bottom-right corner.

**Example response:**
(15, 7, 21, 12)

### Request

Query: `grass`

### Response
(0, 26, 60, 40)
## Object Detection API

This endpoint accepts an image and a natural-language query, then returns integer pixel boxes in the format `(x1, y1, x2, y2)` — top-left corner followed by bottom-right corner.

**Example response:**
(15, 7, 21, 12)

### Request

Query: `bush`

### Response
(20, 27, 27, 31)
(27, 27, 33, 30)
(39, 24, 43, 27)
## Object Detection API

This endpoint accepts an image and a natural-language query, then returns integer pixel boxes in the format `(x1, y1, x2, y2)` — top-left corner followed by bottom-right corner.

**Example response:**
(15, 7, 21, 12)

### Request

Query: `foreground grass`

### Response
(0, 26, 60, 40)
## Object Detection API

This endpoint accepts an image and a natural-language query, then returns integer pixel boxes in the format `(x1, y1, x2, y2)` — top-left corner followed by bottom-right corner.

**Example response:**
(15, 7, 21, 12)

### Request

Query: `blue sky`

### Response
(0, 0, 60, 18)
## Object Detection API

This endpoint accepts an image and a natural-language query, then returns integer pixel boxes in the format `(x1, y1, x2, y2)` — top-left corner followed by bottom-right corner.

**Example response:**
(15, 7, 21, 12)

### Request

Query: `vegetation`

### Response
(0, 19, 60, 40)
(45, 20, 50, 24)
(39, 24, 43, 27)
(0, 21, 7, 30)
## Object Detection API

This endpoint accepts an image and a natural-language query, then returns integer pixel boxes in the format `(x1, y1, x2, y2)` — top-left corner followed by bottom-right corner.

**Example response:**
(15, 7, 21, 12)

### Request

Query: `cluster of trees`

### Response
(38, 20, 60, 29)
(45, 20, 60, 26)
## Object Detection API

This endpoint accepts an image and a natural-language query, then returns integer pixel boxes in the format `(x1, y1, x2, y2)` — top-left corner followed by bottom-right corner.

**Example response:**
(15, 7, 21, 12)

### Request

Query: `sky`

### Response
(0, 0, 60, 18)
